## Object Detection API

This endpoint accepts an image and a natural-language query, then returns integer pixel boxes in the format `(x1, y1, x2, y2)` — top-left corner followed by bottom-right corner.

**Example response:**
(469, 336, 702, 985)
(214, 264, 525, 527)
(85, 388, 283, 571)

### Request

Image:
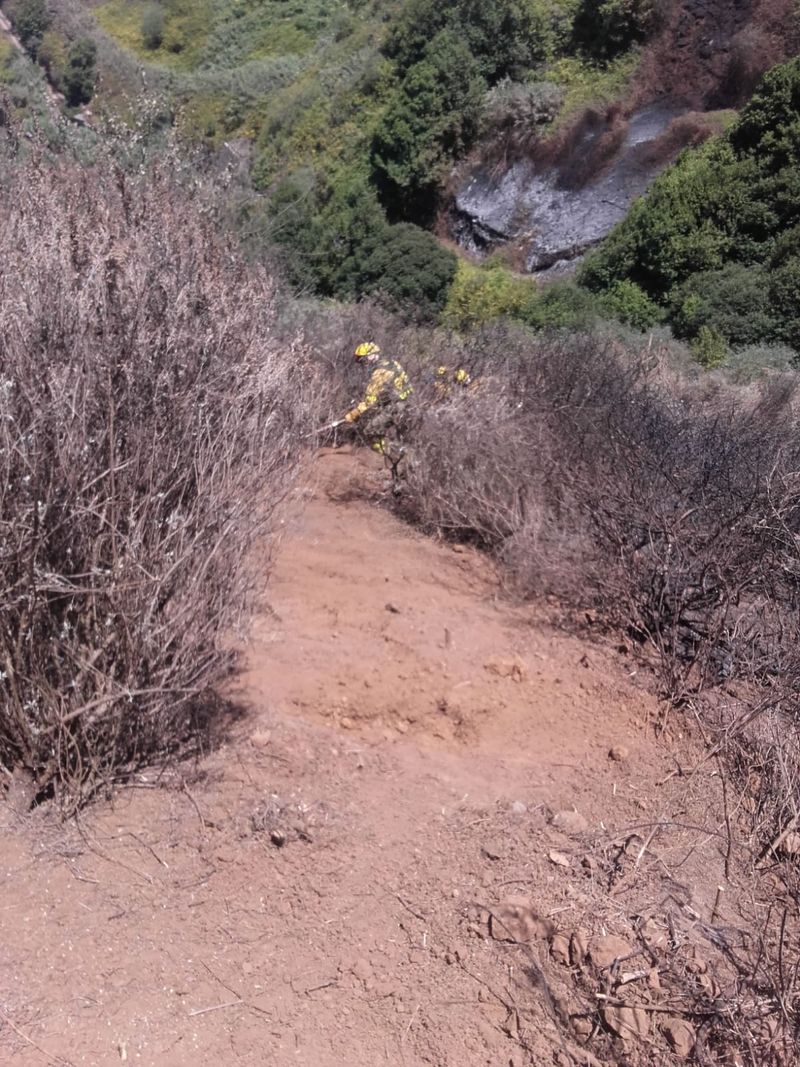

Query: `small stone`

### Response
(250, 730, 272, 749)
(484, 655, 527, 682)
(661, 1017, 695, 1059)
(550, 933, 571, 965)
(609, 745, 630, 762)
(549, 850, 571, 868)
(510, 801, 527, 815)
(550, 809, 588, 835)
(572, 1016, 593, 1040)
(697, 972, 718, 997)
(589, 934, 632, 969)
(270, 829, 286, 848)
(452, 544, 466, 554)
(571, 929, 589, 966)
(685, 948, 708, 975)
(640, 918, 667, 949)
(385, 602, 401, 614)
(490, 896, 555, 943)
(351, 957, 373, 982)
(445, 944, 467, 965)
(602, 1004, 649, 1042)
(395, 720, 409, 734)
(647, 967, 662, 991)
(340, 717, 354, 730)
(481, 841, 504, 861)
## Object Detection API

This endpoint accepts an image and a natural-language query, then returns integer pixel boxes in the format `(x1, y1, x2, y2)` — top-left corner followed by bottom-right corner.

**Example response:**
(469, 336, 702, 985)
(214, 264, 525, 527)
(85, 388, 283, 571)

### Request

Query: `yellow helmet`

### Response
(454, 368, 471, 384)
(355, 342, 380, 359)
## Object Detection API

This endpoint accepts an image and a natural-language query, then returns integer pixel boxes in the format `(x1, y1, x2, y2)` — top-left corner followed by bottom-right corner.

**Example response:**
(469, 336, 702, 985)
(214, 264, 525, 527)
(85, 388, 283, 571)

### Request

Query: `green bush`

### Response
(580, 56, 800, 361)
(12, 0, 51, 58)
(441, 260, 540, 330)
(691, 324, 729, 367)
(519, 281, 601, 331)
(721, 343, 797, 382)
(482, 78, 564, 137)
(359, 222, 458, 321)
(63, 37, 97, 107)
(669, 263, 778, 346)
(598, 278, 663, 330)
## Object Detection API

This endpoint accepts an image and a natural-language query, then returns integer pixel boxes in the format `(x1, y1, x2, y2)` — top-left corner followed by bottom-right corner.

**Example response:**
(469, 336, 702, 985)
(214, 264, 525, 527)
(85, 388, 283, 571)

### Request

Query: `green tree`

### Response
(13, 0, 51, 57)
(267, 168, 391, 301)
(385, 0, 559, 82)
(372, 30, 484, 220)
(141, 4, 165, 50)
(358, 222, 458, 321)
(598, 278, 663, 330)
(767, 225, 800, 350)
(669, 264, 777, 346)
(571, 0, 657, 60)
(63, 37, 96, 107)
(691, 324, 728, 367)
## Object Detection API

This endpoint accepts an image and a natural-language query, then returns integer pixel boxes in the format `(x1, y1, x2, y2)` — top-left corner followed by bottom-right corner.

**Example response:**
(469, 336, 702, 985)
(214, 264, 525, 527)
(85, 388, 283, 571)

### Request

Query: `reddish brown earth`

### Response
(0, 453, 752, 1066)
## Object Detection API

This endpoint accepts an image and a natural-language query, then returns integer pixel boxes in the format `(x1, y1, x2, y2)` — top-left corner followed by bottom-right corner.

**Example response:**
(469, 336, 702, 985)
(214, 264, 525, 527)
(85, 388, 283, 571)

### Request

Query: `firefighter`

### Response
(342, 342, 413, 486)
(434, 364, 472, 398)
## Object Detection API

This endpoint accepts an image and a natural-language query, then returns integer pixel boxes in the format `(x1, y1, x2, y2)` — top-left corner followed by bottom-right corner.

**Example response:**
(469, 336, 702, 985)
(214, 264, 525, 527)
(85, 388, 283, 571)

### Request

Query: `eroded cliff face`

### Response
(450, 0, 799, 273)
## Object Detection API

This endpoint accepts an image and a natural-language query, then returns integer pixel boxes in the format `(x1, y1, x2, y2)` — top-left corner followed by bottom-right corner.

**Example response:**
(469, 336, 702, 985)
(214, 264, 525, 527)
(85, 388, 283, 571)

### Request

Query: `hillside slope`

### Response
(0, 452, 776, 1067)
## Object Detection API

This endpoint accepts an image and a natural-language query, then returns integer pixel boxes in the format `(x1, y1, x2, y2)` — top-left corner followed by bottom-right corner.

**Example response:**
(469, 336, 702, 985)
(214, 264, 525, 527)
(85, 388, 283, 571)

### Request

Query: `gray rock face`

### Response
(452, 102, 684, 273)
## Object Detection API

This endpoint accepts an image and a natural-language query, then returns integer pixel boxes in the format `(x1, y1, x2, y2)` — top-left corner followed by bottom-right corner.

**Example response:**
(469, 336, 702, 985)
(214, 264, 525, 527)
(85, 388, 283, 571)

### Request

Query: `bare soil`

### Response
(0, 453, 757, 1066)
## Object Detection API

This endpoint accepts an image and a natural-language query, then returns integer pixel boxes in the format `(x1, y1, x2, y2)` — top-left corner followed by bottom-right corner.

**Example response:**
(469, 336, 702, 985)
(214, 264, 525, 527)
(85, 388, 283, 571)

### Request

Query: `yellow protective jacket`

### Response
(346, 358, 412, 422)
(434, 366, 474, 399)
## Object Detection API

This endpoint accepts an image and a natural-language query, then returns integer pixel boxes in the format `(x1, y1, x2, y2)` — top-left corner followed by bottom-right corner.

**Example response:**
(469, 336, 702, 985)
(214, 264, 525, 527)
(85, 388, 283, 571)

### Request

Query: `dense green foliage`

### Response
(0, 0, 658, 319)
(581, 58, 800, 357)
(12, 0, 51, 57)
(383, 0, 571, 82)
(264, 168, 455, 320)
(372, 30, 484, 219)
(63, 37, 96, 107)
(571, 0, 657, 60)
(78, 0, 657, 313)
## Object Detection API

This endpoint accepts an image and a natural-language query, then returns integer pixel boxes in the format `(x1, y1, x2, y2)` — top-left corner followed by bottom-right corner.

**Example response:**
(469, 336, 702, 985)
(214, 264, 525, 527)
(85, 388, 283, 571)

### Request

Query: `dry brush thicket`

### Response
(401, 328, 800, 818)
(0, 147, 318, 810)
(389, 326, 800, 1061)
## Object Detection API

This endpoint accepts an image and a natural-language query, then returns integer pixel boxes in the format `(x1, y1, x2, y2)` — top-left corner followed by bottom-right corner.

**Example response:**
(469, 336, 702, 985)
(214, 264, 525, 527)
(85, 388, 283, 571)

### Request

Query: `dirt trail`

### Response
(1, 453, 728, 1067)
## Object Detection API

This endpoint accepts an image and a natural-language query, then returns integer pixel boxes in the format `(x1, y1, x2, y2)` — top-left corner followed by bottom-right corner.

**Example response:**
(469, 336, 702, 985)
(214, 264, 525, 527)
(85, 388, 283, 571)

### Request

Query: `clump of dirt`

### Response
(0, 453, 794, 1066)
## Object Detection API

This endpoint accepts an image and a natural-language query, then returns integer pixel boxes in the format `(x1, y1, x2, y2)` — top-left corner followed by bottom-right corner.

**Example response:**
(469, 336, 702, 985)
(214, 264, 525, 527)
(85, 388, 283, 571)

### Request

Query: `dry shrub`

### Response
(401, 325, 800, 773)
(399, 325, 800, 1061)
(0, 146, 316, 810)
